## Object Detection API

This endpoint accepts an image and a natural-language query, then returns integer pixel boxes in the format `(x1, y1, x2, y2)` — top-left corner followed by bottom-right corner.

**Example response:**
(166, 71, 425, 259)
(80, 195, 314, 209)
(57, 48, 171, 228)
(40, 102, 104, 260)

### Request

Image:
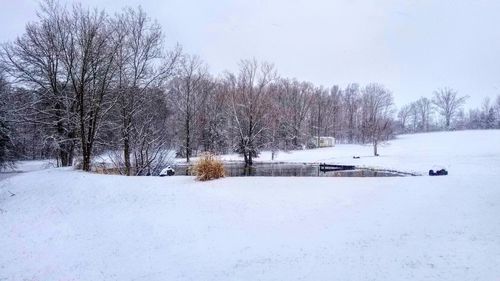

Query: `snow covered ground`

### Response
(1, 130, 499, 280)
(0, 160, 56, 181)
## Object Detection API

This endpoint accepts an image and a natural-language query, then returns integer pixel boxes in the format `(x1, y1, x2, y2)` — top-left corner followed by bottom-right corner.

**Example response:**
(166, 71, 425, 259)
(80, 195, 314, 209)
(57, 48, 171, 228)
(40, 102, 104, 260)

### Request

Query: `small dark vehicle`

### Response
(429, 169, 448, 176)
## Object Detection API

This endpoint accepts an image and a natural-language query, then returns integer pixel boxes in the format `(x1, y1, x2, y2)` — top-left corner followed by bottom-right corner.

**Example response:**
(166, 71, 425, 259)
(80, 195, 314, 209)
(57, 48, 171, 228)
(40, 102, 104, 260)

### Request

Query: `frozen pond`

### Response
(173, 162, 417, 177)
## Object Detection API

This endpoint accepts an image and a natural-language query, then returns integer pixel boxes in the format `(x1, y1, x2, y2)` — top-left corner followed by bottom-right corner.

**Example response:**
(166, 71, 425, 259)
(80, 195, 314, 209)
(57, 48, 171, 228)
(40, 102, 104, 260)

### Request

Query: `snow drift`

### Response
(0, 130, 499, 281)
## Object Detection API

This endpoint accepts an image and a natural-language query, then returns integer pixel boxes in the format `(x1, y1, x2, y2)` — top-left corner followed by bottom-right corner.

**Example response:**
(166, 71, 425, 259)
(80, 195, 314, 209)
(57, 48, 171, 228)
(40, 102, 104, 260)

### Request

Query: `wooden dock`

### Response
(319, 163, 356, 173)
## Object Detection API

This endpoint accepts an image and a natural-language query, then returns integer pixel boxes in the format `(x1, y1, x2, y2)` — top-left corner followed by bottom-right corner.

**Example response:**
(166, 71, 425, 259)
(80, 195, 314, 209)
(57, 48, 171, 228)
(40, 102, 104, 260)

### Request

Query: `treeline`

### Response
(0, 1, 498, 173)
(397, 88, 500, 133)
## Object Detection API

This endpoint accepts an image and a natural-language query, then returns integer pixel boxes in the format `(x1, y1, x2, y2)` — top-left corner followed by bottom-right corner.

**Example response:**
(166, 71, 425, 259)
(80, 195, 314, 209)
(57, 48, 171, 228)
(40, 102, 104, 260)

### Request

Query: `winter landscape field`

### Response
(1, 130, 499, 281)
(2, 1, 500, 280)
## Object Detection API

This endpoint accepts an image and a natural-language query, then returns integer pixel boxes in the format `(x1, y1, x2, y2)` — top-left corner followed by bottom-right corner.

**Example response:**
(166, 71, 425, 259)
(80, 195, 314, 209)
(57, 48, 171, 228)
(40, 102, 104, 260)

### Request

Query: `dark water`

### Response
(173, 163, 415, 177)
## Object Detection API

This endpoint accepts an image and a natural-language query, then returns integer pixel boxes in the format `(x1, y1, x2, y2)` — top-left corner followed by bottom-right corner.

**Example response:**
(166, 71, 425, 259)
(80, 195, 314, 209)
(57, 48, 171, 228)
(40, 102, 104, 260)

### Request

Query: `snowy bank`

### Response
(0, 130, 499, 280)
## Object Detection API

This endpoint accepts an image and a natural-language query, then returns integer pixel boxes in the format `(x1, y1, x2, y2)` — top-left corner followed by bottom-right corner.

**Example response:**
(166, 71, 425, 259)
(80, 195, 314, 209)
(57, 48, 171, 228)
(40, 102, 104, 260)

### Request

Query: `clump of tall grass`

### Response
(192, 153, 225, 181)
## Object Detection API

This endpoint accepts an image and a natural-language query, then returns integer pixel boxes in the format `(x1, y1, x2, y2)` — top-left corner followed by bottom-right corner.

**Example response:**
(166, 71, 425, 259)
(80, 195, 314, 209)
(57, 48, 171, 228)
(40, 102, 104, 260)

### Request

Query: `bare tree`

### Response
(478, 97, 496, 129)
(309, 87, 329, 146)
(169, 55, 208, 162)
(414, 97, 433, 132)
(324, 85, 343, 139)
(397, 104, 412, 133)
(279, 79, 314, 148)
(1, 0, 77, 166)
(343, 83, 361, 143)
(198, 78, 228, 154)
(112, 7, 179, 175)
(60, 4, 119, 171)
(0, 69, 17, 170)
(432, 88, 468, 129)
(361, 83, 394, 156)
(131, 87, 174, 175)
(227, 59, 276, 166)
(266, 84, 285, 160)
(495, 95, 500, 128)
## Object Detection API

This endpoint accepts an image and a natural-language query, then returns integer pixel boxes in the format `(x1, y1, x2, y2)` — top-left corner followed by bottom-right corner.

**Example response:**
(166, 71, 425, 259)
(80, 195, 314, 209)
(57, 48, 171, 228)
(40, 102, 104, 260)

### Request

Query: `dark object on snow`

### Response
(353, 156, 360, 159)
(429, 169, 448, 176)
(160, 166, 175, 177)
(319, 163, 356, 173)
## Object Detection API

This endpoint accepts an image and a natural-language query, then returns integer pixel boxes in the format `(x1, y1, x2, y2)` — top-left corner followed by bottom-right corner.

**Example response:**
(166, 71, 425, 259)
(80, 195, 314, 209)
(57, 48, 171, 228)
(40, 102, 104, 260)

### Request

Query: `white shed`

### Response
(314, 136, 335, 148)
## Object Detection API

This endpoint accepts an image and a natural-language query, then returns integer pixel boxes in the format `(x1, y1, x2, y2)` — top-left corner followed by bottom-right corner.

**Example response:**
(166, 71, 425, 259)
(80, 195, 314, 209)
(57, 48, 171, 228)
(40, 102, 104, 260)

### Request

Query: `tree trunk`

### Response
(82, 151, 91, 171)
(59, 150, 69, 167)
(81, 139, 92, 171)
(243, 150, 249, 166)
(57, 139, 75, 167)
(373, 140, 378, 156)
(67, 144, 74, 166)
(124, 137, 131, 176)
(317, 101, 321, 145)
(56, 119, 73, 167)
(185, 111, 191, 163)
(186, 130, 190, 163)
(293, 128, 299, 147)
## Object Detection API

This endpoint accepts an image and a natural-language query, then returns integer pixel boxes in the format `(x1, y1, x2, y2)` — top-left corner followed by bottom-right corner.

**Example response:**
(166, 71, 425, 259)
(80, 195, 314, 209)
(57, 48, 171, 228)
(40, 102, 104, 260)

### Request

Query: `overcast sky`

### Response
(1, 0, 499, 107)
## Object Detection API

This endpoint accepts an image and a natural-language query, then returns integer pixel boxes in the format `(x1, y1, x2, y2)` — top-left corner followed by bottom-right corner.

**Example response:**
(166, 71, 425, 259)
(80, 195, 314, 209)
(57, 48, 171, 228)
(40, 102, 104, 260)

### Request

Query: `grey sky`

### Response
(1, 0, 499, 108)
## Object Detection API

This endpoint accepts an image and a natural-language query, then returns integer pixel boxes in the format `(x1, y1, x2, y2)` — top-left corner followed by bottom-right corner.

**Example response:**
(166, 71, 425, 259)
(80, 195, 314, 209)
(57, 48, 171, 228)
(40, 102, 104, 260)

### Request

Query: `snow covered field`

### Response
(1, 130, 499, 280)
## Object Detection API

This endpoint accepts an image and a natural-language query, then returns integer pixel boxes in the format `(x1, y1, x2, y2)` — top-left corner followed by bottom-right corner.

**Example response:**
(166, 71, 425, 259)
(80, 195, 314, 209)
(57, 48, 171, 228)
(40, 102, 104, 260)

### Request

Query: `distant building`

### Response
(312, 136, 336, 148)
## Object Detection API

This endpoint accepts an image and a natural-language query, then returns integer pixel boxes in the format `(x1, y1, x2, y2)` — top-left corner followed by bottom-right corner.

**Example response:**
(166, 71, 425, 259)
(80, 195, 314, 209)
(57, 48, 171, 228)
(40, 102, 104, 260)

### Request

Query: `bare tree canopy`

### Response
(432, 88, 468, 129)
(361, 83, 394, 156)
(227, 59, 276, 165)
(0, 69, 17, 170)
(169, 54, 209, 163)
(1, 0, 499, 171)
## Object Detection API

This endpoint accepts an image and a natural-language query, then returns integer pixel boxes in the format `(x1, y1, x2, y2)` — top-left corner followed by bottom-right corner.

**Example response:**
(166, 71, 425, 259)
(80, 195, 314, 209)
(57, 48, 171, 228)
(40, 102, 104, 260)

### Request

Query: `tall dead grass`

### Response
(192, 153, 225, 181)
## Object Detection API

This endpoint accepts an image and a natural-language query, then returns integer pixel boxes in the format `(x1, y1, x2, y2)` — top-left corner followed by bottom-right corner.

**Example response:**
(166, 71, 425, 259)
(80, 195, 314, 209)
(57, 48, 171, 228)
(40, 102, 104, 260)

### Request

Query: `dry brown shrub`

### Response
(192, 153, 225, 181)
